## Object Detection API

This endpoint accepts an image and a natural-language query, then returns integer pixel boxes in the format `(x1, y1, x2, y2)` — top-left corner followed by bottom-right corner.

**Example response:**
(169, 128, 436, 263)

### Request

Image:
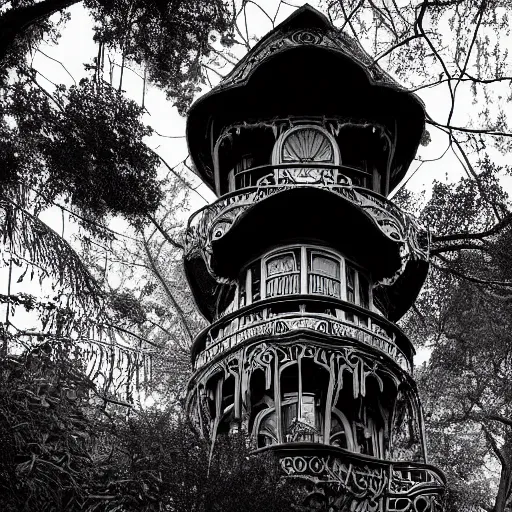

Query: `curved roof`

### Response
(186, 4, 426, 195)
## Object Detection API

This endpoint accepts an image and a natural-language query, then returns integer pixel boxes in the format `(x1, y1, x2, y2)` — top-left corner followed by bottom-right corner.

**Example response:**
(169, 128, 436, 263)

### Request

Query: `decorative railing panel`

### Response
(266, 273, 300, 297)
(192, 298, 412, 373)
(235, 164, 369, 189)
(308, 273, 341, 297)
(275, 448, 445, 512)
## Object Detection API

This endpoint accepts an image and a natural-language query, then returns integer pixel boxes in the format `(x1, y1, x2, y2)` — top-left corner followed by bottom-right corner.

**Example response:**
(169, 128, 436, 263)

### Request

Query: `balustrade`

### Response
(266, 273, 300, 297)
(185, 164, 424, 264)
(192, 297, 413, 373)
(273, 446, 446, 512)
(308, 273, 341, 298)
(233, 163, 371, 190)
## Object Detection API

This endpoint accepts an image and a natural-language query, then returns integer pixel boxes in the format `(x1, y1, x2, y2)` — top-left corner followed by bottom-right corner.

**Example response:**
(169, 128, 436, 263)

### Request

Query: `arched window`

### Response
(270, 125, 341, 186)
(274, 126, 339, 164)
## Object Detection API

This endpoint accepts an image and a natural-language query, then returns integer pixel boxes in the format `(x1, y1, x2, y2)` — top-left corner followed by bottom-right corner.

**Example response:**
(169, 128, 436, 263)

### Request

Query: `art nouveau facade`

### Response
(184, 5, 445, 511)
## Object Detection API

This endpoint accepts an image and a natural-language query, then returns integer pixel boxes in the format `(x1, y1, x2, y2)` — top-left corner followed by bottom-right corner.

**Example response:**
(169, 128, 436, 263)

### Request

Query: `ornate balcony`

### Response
(191, 296, 414, 373)
(184, 164, 430, 322)
(186, 164, 426, 265)
(267, 444, 445, 512)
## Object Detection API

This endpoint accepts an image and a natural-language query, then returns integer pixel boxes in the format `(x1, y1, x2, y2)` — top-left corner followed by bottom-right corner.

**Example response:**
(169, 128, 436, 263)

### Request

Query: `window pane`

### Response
(251, 262, 261, 302)
(311, 254, 340, 278)
(283, 401, 298, 436)
(359, 273, 370, 309)
(308, 252, 341, 298)
(266, 252, 297, 276)
(265, 250, 300, 298)
(300, 394, 316, 427)
(346, 265, 355, 303)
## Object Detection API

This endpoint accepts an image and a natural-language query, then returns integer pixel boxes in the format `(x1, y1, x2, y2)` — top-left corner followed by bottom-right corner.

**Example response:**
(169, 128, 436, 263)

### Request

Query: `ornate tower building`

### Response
(184, 5, 445, 511)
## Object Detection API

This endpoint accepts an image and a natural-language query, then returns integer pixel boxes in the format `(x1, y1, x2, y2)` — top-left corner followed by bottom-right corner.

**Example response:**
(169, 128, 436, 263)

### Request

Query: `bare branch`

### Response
(142, 236, 193, 344)
(432, 213, 512, 243)
(146, 213, 184, 251)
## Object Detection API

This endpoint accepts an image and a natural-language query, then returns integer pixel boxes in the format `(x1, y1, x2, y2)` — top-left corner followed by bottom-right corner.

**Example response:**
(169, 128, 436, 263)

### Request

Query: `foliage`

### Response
(85, 0, 231, 114)
(0, 0, 233, 111)
(1, 74, 161, 223)
(88, 412, 300, 512)
(399, 173, 512, 511)
(0, 340, 300, 511)
(0, 340, 100, 511)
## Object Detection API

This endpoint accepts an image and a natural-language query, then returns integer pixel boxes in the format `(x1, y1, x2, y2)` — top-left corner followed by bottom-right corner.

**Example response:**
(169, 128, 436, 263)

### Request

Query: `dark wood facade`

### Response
(184, 5, 445, 510)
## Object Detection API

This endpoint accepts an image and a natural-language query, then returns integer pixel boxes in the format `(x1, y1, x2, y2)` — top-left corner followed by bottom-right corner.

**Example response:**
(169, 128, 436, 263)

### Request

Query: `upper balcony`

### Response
(184, 166, 429, 322)
(214, 121, 393, 197)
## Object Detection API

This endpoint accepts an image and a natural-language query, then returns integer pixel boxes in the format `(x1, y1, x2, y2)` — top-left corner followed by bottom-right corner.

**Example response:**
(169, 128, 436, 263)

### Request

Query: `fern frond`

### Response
(0, 198, 103, 314)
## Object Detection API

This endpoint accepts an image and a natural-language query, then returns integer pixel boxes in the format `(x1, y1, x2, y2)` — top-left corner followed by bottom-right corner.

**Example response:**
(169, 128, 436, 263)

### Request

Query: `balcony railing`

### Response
(262, 444, 445, 512)
(233, 163, 372, 190)
(308, 273, 341, 298)
(191, 296, 414, 373)
(186, 163, 424, 260)
(266, 273, 300, 297)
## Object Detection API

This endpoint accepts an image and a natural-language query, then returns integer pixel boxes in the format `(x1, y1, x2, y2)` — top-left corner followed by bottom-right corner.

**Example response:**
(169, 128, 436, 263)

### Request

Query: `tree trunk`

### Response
(494, 464, 512, 512)
(0, 0, 80, 62)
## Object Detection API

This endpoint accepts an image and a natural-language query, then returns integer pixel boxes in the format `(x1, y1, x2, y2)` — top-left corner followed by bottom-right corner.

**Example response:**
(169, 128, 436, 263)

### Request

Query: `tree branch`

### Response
(432, 213, 512, 243)
(431, 258, 512, 288)
(430, 242, 491, 255)
(0, 0, 79, 60)
(482, 424, 507, 467)
(142, 236, 193, 344)
(146, 213, 184, 250)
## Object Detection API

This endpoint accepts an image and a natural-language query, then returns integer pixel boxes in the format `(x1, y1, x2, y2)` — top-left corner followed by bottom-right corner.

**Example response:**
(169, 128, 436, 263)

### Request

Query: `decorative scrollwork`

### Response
(290, 29, 323, 45)
(185, 173, 429, 289)
(279, 454, 444, 511)
(220, 27, 398, 91)
(194, 309, 411, 373)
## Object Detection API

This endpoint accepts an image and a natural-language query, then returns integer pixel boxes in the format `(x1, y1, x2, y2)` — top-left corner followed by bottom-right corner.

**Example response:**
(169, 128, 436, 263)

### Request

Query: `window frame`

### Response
(272, 124, 341, 166)
(239, 245, 374, 314)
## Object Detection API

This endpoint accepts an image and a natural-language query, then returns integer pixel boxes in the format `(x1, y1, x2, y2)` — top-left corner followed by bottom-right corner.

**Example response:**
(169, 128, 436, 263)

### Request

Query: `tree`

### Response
(394, 175, 512, 511)
(417, 269, 512, 511)
(0, 0, 231, 108)
(0, 338, 104, 511)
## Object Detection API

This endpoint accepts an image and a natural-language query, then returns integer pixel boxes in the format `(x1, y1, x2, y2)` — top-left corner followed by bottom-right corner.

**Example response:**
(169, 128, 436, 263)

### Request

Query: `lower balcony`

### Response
(262, 444, 446, 512)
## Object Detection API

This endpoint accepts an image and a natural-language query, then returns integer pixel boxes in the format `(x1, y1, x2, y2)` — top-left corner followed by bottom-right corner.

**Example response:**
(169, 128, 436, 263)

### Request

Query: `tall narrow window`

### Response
(346, 265, 356, 303)
(308, 252, 341, 298)
(235, 155, 254, 188)
(265, 250, 300, 298)
(250, 262, 261, 302)
(359, 274, 370, 310)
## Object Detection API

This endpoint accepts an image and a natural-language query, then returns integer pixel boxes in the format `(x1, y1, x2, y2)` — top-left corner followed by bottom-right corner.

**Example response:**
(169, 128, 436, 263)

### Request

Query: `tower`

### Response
(184, 5, 445, 511)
